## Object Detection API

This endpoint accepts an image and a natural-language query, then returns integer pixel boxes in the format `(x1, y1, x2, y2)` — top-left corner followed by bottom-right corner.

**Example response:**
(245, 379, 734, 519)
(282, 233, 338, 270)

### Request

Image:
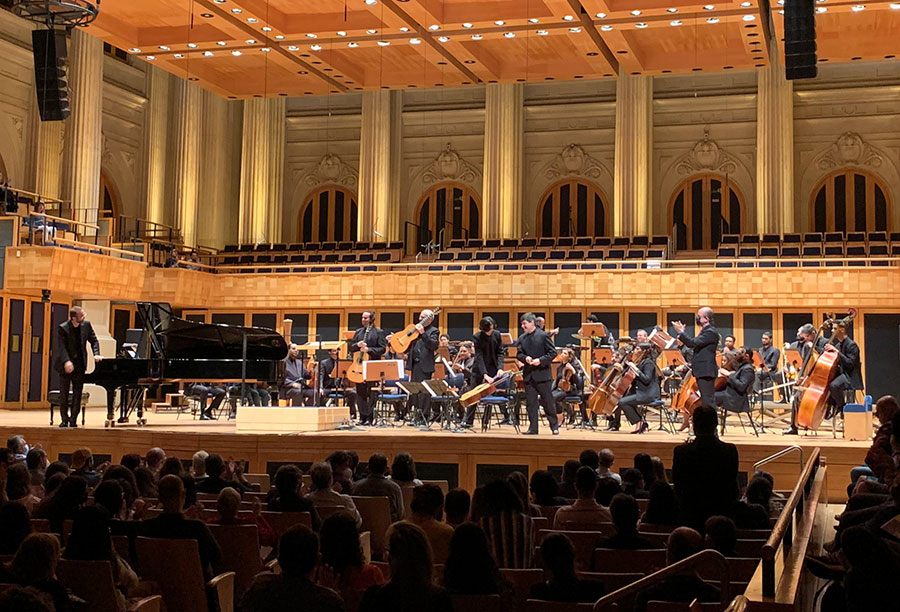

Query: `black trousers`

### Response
(615, 393, 644, 426)
(283, 387, 314, 406)
(60, 369, 85, 424)
(524, 379, 558, 433)
(355, 382, 376, 421)
(829, 373, 853, 412)
(696, 376, 716, 410)
(193, 384, 227, 413)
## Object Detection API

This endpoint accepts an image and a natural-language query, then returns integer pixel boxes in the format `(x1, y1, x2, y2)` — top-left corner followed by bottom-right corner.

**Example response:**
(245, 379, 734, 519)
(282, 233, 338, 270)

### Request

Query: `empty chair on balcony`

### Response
(548, 250, 567, 260)
(802, 244, 823, 257)
(474, 251, 492, 261)
(502, 238, 519, 248)
(323, 253, 339, 263)
(586, 249, 605, 260)
(511, 251, 528, 261)
(824, 244, 846, 257)
(824, 232, 845, 244)
(466, 239, 484, 249)
(521, 237, 537, 248)
(456, 251, 474, 261)
(574, 237, 592, 247)
(646, 248, 666, 259)
(607, 247, 626, 259)
(566, 250, 585, 260)
(374, 252, 392, 262)
(437, 251, 454, 262)
(529, 250, 549, 261)
(626, 248, 646, 259)
(740, 234, 760, 245)
(780, 245, 801, 258)
(538, 237, 556, 248)
(255, 254, 272, 264)
(340, 254, 356, 263)
(759, 246, 779, 258)
(844, 244, 865, 257)
(484, 239, 502, 249)
(253, 243, 271, 252)
(716, 246, 736, 258)
(781, 233, 802, 244)
(760, 234, 780, 245)
(846, 232, 866, 244)
(492, 251, 510, 261)
(631, 235, 649, 246)
(238, 244, 254, 252)
(611, 237, 630, 246)
(802, 233, 823, 244)
(738, 246, 758, 258)
(556, 237, 574, 248)
(306, 253, 322, 263)
(357, 253, 374, 263)
(337, 241, 353, 250)
(223, 244, 238, 253)
(719, 234, 739, 245)
(447, 239, 465, 250)
(650, 235, 669, 246)
(594, 236, 612, 247)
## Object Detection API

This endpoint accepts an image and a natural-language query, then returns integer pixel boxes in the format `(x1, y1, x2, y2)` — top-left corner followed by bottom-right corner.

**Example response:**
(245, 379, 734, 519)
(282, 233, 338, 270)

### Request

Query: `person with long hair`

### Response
(359, 521, 452, 612)
(530, 533, 605, 603)
(317, 513, 384, 602)
(0, 533, 76, 612)
(442, 522, 513, 607)
(641, 481, 679, 527)
(33, 475, 86, 534)
(478, 480, 535, 569)
(389, 452, 422, 487)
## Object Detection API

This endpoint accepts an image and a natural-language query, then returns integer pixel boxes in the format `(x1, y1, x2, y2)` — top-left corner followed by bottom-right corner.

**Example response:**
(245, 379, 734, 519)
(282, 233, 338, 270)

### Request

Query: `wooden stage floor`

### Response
(0, 405, 867, 502)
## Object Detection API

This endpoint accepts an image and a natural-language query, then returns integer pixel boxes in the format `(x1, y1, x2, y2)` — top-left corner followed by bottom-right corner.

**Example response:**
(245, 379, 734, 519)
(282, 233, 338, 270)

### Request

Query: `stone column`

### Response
(613, 70, 653, 236)
(756, 55, 794, 234)
(172, 80, 202, 246)
(358, 89, 401, 242)
(144, 66, 169, 228)
(239, 97, 285, 244)
(34, 120, 65, 200)
(482, 83, 523, 239)
(62, 28, 103, 233)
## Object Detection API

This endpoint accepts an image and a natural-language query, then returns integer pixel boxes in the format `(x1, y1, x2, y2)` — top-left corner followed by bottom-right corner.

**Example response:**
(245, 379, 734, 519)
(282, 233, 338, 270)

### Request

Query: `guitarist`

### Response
(349, 310, 387, 425)
(406, 309, 441, 424)
(463, 317, 508, 427)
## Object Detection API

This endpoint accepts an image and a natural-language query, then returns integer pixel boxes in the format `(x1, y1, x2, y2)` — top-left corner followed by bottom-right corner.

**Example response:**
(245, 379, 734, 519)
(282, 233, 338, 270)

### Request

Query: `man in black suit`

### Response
(515, 312, 559, 435)
(672, 307, 719, 410)
(349, 310, 387, 425)
(826, 320, 863, 417)
(784, 323, 827, 435)
(55, 306, 102, 428)
(757, 332, 785, 403)
(406, 309, 440, 424)
(672, 405, 739, 531)
(715, 347, 757, 434)
(464, 316, 508, 427)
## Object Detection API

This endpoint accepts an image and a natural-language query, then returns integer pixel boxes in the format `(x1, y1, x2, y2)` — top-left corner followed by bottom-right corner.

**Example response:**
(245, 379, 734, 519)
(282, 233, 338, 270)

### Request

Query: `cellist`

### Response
(609, 343, 660, 434)
(714, 347, 756, 433)
(784, 323, 826, 435)
(824, 318, 863, 418)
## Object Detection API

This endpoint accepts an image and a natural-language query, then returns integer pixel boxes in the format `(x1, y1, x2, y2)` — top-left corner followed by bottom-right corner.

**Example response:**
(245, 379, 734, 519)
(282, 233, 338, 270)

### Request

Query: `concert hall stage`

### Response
(0, 406, 867, 503)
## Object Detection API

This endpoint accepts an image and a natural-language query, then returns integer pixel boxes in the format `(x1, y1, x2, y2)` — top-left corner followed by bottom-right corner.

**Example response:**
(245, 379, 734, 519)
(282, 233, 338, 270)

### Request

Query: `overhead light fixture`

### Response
(631, 9, 642, 15)
(703, 4, 715, 9)
(187, 42, 198, 48)
(310, 44, 322, 50)
(203, 51, 214, 56)
(146, 55, 156, 60)
(504, 31, 515, 37)
(851, 4, 864, 10)
(364, 0, 377, 4)
(569, 26, 582, 32)
(529, 18, 539, 23)
(741, 1, 752, 6)
(158, 45, 170, 50)
(635, 22, 648, 28)
(377, 40, 390, 46)
(706, 16, 720, 22)
(230, 8, 242, 13)
(366, 29, 378, 34)
(173, 53, 184, 58)
(348, 42, 359, 47)
(128, 47, 141, 53)
(336, 31, 346, 36)
(409, 37, 421, 44)
(596, 12, 607, 18)
(742, 14, 756, 21)
(891, 2, 900, 8)
(471, 34, 482, 39)
(494, 20, 505, 25)
(438, 36, 450, 42)
(816, 6, 827, 11)
(217, 41, 227, 46)
(562, 15, 574, 21)
(200, 13, 213, 18)
(231, 50, 242, 56)
(306, 33, 317, 38)
(536, 29, 548, 35)
(600, 24, 613, 31)
(213, 0, 224, 3)
(667, 8, 678, 13)
(462, 22, 473, 28)
(274, 34, 284, 39)
(247, 17, 258, 23)
(670, 20, 683, 26)
(246, 39, 256, 44)
(261, 26, 272, 32)
(288, 45, 299, 51)
(429, 24, 440, 30)
(261, 47, 271, 52)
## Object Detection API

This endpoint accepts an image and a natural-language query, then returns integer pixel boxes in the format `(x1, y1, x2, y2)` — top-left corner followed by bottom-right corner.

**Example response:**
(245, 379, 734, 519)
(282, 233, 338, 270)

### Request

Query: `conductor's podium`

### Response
(236, 406, 349, 432)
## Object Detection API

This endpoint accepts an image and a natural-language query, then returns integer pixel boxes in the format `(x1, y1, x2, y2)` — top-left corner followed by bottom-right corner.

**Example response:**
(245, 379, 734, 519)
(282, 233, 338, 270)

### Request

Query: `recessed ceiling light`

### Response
(288, 45, 299, 51)
(274, 34, 284, 39)
(429, 24, 440, 30)
(200, 13, 213, 18)
(409, 37, 421, 44)
(336, 31, 346, 36)
(187, 42, 197, 48)
(703, 4, 715, 9)
(261, 47, 270, 52)
(146, 55, 156, 60)
(158, 45, 169, 50)
(246, 39, 256, 44)
(261, 26, 272, 32)
(504, 31, 515, 37)
(670, 20, 683, 26)
(462, 22, 473, 28)
(366, 29, 378, 34)
(217, 41, 227, 46)
(203, 51, 213, 56)
(231, 50, 242, 56)
(213, 0, 224, 3)
(569, 26, 582, 32)
(494, 20, 505, 25)
(438, 36, 450, 42)
(562, 15, 574, 21)
(128, 47, 141, 53)
(891, 2, 900, 8)
(348, 42, 359, 47)
(364, 0, 377, 4)
(706, 16, 720, 22)
(173, 53, 184, 58)
(536, 29, 548, 35)
(631, 9, 642, 15)
(230, 8, 242, 13)
(377, 40, 390, 46)
(471, 34, 482, 39)
(247, 17, 258, 23)
(310, 44, 322, 50)
(306, 33, 317, 38)
(528, 18, 539, 23)
(742, 14, 756, 21)
(667, 8, 678, 13)
(851, 4, 865, 10)
(816, 6, 827, 11)
(635, 22, 648, 28)
(596, 12, 606, 18)
(600, 25, 613, 31)
(741, 1, 752, 5)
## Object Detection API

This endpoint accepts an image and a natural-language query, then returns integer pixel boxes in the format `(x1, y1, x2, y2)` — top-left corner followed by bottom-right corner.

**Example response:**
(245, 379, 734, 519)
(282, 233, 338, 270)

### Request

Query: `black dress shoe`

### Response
(552, 428, 560, 435)
(58, 421, 69, 428)
(606, 424, 620, 431)
(69, 421, 78, 428)
(199, 413, 212, 421)
(523, 430, 539, 435)
(783, 426, 799, 435)
(498, 418, 513, 426)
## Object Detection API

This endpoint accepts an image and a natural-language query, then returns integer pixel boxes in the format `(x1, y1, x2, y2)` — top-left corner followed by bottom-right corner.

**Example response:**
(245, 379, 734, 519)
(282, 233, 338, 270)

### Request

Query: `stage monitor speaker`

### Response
(32, 29, 70, 121)
(784, 0, 817, 81)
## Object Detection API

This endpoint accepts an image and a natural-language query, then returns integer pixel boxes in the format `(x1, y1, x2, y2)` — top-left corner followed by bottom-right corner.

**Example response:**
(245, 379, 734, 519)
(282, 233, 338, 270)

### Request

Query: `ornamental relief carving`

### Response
(815, 132, 884, 171)
(301, 153, 358, 188)
(544, 144, 606, 181)
(422, 143, 478, 187)
(674, 132, 737, 176)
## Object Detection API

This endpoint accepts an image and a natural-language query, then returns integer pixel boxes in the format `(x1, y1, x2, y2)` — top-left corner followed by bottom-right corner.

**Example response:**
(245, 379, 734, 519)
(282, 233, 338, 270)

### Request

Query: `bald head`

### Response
(698, 307, 714, 327)
(667, 527, 704, 564)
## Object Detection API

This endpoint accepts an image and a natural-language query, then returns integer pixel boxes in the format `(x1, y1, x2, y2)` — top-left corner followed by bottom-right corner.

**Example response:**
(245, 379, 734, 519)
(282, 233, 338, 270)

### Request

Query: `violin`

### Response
(796, 308, 857, 430)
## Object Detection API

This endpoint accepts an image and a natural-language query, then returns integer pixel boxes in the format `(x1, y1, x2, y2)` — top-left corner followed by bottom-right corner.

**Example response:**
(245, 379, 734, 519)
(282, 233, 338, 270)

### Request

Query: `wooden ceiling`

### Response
(83, 0, 900, 98)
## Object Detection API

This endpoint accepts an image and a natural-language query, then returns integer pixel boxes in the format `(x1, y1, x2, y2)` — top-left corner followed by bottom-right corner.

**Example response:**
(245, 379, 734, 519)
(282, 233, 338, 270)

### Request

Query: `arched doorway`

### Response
(298, 186, 358, 243)
(415, 182, 480, 248)
(669, 174, 745, 250)
(810, 169, 891, 233)
(537, 179, 608, 237)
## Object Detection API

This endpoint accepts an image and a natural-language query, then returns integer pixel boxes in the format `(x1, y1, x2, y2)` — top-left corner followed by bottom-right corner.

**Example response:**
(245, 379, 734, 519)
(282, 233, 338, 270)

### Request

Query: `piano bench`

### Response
(48, 390, 90, 426)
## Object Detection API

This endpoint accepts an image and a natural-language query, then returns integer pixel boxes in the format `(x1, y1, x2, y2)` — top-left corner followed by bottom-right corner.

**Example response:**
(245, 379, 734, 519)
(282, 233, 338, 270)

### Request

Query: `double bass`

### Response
(670, 368, 703, 420)
(589, 344, 644, 417)
(795, 309, 857, 430)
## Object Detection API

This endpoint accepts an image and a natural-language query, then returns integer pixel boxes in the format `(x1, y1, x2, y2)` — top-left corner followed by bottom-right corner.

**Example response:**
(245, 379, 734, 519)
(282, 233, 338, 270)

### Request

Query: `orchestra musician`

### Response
(515, 313, 560, 435)
(439, 333, 458, 358)
(280, 344, 315, 406)
(610, 343, 660, 434)
(349, 310, 387, 425)
(825, 319, 863, 417)
(406, 309, 441, 424)
(715, 347, 757, 432)
(535, 315, 560, 339)
(464, 317, 508, 427)
(551, 348, 582, 425)
(672, 307, 720, 410)
(723, 335, 736, 355)
(784, 323, 826, 435)
(321, 347, 358, 419)
(186, 382, 227, 420)
(756, 331, 786, 403)
(450, 342, 475, 390)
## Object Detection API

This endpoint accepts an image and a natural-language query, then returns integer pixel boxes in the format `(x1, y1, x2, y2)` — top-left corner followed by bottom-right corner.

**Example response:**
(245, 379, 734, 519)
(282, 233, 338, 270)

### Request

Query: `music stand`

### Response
(423, 379, 467, 433)
(397, 381, 431, 430)
(592, 348, 614, 365)
(579, 322, 607, 338)
(364, 359, 404, 427)
(661, 349, 685, 367)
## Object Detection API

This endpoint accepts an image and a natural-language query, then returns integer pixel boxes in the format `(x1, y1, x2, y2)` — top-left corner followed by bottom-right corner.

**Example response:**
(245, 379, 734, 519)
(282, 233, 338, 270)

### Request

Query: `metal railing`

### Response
(754, 445, 804, 479)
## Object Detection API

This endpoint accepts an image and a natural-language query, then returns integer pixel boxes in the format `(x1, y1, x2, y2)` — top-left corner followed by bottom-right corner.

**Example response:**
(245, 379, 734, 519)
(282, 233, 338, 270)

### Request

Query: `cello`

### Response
(593, 344, 645, 417)
(795, 309, 857, 430)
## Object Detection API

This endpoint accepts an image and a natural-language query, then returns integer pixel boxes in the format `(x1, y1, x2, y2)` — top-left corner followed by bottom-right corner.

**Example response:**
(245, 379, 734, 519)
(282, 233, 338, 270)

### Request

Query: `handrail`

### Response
(2, 184, 68, 204)
(52, 236, 145, 260)
(753, 445, 804, 478)
(26, 211, 100, 231)
(760, 447, 821, 598)
(592, 549, 731, 610)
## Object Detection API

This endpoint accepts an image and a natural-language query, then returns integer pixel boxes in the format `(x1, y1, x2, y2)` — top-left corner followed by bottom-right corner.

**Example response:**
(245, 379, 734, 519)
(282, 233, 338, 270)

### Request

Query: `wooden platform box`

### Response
(236, 406, 349, 432)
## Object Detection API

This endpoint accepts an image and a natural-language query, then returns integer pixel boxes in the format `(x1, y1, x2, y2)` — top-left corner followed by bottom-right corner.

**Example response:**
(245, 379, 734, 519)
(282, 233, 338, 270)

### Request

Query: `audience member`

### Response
(597, 494, 656, 550)
(207, 487, 277, 547)
(306, 462, 362, 527)
(477, 480, 535, 568)
(6, 435, 29, 463)
(530, 470, 569, 506)
(120, 453, 142, 472)
(731, 499, 771, 530)
(38, 473, 65, 506)
(25, 448, 47, 490)
(191, 450, 209, 484)
(44, 461, 69, 482)
(704, 516, 737, 557)
(506, 471, 542, 517)
(558, 460, 581, 499)
(94, 479, 126, 520)
(745, 474, 780, 520)
(197, 453, 250, 494)
(159, 456, 185, 478)
(0, 533, 76, 612)
(651, 456, 669, 485)
(672, 405, 739, 530)
(133, 467, 157, 499)
(634, 527, 721, 612)
(265, 464, 321, 530)
(34, 475, 87, 534)
(390, 452, 423, 487)
(318, 513, 385, 602)
(6, 464, 40, 514)
(530, 533, 606, 603)
(139, 474, 221, 580)
(0, 501, 31, 554)
(595, 477, 622, 507)
(641, 481, 679, 527)
(596, 449, 622, 483)
(351, 453, 405, 522)
(857, 395, 900, 490)
(70, 448, 101, 487)
(634, 453, 657, 490)
(442, 523, 513, 605)
(0, 586, 55, 612)
(579, 448, 600, 473)
(444, 488, 471, 528)
(359, 522, 452, 612)
(553, 466, 612, 529)
(621, 468, 648, 499)
(145, 448, 166, 476)
(240, 524, 344, 612)
(326, 451, 354, 494)
(408, 484, 454, 564)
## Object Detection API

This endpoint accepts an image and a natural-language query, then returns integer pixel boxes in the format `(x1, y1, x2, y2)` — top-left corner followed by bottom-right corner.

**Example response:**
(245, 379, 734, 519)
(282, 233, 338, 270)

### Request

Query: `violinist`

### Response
(824, 319, 863, 418)
(714, 347, 756, 432)
(465, 317, 509, 427)
(610, 343, 660, 434)
(672, 307, 720, 410)
(321, 347, 359, 419)
(757, 332, 785, 403)
(552, 348, 582, 425)
(349, 310, 387, 425)
(784, 324, 826, 435)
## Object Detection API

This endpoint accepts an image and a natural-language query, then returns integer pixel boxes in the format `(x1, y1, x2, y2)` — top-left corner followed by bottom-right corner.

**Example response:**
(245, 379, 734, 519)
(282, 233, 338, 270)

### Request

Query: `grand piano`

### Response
(86, 302, 289, 426)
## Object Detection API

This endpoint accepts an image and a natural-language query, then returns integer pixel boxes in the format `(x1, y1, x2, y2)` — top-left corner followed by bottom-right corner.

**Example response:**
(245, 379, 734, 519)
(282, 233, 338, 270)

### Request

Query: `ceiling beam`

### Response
(566, 0, 620, 73)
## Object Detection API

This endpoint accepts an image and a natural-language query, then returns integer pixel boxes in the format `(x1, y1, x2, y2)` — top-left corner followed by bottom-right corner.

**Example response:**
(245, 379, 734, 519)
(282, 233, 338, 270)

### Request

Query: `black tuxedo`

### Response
(472, 329, 505, 383)
(678, 325, 720, 408)
(349, 325, 387, 422)
(515, 329, 559, 433)
(55, 319, 101, 426)
(829, 335, 863, 410)
(405, 323, 440, 423)
(672, 435, 739, 530)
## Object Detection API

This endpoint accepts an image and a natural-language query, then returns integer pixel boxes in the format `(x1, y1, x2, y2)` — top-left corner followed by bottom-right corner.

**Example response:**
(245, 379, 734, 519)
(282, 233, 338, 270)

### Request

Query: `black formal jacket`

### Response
(54, 320, 100, 374)
(833, 336, 864, 390)
(672, 435, 739, 530)
(717, 362, 755, 412)
(628, 357, 661, 402)
(758, 345, 780, 372)
(349, 325, 388, 360)
(407, 323, 440, 376)
(472, 329, 505, 382)
(320, 356, 340, 389)
(515, 329, 557, 383)
(678, 325, 720, 378)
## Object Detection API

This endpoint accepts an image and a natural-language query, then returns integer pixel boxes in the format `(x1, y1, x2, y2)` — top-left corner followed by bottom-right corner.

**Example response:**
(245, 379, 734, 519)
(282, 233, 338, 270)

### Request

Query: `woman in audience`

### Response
(530, 533, 605, 603)
(389, 452, 422, 487)
(634, 453, 658, 490)
(326, 450, 355, 493)
(442, 522, 513, 606)
(0, 502, 31, 554)
(505, 472, 541, 517)
(63, 506, 139, 611)
(745, 474, 780, 520)
(651, 456, 669, 485)
(33, 475, 87, 534)
(0, 532, 77, 612)
(444, 488, 471, 528)
(318, 513, 385, 603)
(641, 481, 679, 527)
(558, 460, 581, 499)
(359, 521, 452, 612)
(159, 456, 185, 478)
(477, 480, 535, 569)
(597, 494, 656, 550)
(621, 468, 649, 499)
(265, 464, 321, 530)
(133, 466, 157, 499)
(6, 464, 41, 514)
(530, 470, 569, 507)
(44, 461, 69, 483)
(207, 487, 277, 547)
(595, 477, 622, 507)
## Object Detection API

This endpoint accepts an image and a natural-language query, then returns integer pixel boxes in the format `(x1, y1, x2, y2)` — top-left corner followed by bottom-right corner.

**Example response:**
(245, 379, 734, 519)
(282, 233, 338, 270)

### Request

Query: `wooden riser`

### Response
(236, 406, 350, 432)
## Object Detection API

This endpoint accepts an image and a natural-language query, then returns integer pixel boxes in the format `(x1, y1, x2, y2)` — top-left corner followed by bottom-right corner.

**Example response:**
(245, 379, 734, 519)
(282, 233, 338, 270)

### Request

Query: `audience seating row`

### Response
(221, 240, 404, 253)
(721, 231, 900, 247)
(437, 246, 666, 263)
(446, 235, 668, 250)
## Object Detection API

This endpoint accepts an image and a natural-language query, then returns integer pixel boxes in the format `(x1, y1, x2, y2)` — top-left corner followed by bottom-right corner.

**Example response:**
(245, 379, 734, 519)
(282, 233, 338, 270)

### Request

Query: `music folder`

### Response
(363, 359, 403, 382)
(397, 381, 429, 396)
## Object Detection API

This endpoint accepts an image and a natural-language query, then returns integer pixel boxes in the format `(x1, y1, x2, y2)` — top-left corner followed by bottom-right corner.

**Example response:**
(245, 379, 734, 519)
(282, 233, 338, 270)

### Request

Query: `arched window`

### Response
(537, 180, 608, 237)
(298, 186, 358, 243)
(99, 171, 120, 219)
(810, 169, 891, 233)
(669, 174, 744, 250)
(415, 182, 480, 248)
